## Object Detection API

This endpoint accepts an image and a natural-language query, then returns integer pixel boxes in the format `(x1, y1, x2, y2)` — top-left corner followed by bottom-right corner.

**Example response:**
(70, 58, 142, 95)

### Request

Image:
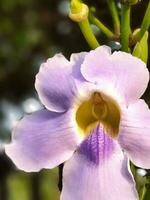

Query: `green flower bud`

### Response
(132, 28, 140, 41)
(69, 0, 89, 22)
(132, 31, 149, 63)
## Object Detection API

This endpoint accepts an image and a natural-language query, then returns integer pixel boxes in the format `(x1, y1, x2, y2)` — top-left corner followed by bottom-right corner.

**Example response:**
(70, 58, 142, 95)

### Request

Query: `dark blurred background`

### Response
(0, 0, 150, 199)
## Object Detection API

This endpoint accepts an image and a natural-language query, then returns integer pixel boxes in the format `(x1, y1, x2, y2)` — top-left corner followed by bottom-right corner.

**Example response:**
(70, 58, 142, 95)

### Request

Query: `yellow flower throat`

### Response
(76, 92, 121, 139)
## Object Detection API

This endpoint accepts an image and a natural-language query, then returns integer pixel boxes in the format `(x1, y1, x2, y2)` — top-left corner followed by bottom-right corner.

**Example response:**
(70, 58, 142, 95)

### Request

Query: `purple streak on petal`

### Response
(79, 124, 115, 165)
(61, 143, 138, 200)
(96, 125, 99, 163)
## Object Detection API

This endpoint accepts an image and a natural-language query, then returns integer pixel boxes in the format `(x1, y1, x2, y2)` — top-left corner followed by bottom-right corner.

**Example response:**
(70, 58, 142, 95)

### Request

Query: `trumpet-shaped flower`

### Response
(5, 46, 150, 200)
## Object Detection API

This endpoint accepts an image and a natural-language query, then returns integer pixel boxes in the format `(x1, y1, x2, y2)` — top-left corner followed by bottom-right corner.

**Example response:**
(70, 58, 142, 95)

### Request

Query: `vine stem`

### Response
(69, 0, 100, 49)
(139, 1, 150, 40)
(79, 18, 100, 49)
(89, 14, 114, 39)
(107, 0, 120, 35)
(121, 4, 131, 52)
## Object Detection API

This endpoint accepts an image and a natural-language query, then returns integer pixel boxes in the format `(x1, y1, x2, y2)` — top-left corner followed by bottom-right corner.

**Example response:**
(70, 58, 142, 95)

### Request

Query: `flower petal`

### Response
(70, 52, 87, 81)
(81, 46, 149, 105)
(35, 54, 76, 113)
(119, 100, 150, 169)
(61, 125, 138, 200)
(5, 109, 81, 172)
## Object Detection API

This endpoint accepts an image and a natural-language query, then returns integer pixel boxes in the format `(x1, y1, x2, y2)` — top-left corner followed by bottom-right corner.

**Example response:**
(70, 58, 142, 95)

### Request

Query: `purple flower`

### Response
(5, 46, 150, 200)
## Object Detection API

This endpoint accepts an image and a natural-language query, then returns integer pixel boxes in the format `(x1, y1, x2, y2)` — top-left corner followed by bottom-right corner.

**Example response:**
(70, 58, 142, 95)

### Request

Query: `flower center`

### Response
(76, 92, 121, 139)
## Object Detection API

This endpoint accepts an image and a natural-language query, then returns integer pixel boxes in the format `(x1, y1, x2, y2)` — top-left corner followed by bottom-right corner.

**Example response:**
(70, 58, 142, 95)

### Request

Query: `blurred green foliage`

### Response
(7, 169, 59, 200)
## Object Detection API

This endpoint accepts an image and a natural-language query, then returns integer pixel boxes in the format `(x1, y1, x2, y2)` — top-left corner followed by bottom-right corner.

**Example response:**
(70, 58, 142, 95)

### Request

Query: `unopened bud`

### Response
(132, 28, 140, 41)
(133, 31, 149, 63)
(69, 0, 89, 22)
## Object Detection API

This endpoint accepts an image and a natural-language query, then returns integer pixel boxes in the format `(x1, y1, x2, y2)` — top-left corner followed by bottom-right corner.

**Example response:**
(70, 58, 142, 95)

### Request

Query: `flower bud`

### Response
(133, 31, 149, 63)
(69, 0, 89, 22)
(132, 28, 140, 41)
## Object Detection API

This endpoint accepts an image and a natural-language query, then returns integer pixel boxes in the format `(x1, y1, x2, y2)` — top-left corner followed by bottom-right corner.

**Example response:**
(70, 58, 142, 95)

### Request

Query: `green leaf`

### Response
(132, 31, 149, 63)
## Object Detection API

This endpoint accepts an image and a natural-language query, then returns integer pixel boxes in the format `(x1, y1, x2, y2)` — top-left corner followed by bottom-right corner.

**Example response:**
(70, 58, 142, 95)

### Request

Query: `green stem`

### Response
(79, 18, 100, 49)
(121, 4, 131, 52)
(140, 2, 150, 40)
(89, 14, 114, 39)
(107, 0, 120, 35)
